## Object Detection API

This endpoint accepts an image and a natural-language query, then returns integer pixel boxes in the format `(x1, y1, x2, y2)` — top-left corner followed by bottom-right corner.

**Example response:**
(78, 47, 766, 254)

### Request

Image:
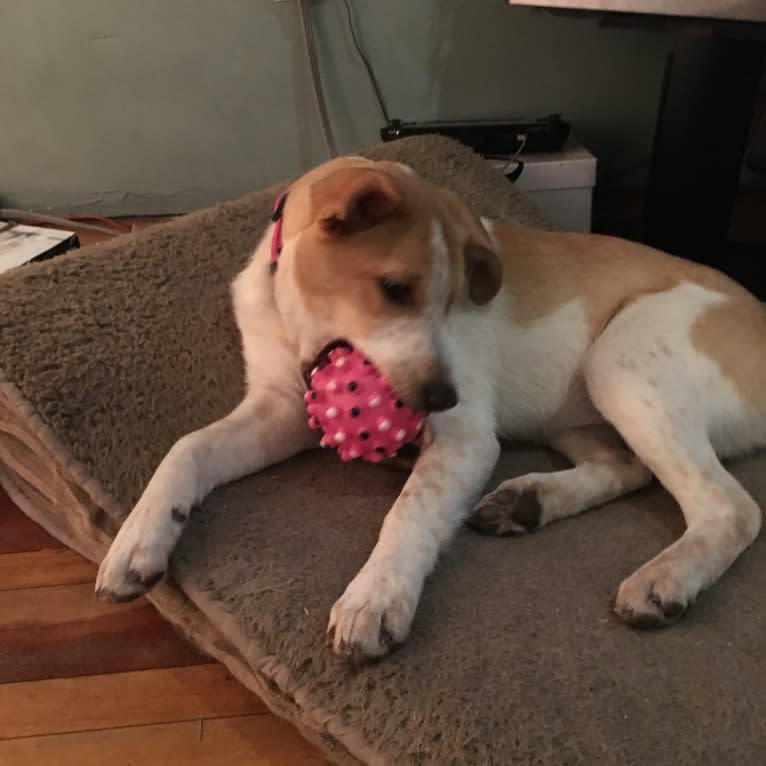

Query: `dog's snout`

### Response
(421, 381, 458, 413)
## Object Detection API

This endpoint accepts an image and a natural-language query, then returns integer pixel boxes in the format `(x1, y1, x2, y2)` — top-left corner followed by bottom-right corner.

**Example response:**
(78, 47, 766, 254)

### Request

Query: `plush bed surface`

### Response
(1, 135, 765, 766)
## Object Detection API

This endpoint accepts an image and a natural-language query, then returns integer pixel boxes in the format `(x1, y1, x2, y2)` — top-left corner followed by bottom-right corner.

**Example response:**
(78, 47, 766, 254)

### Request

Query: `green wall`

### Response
(0, 0, 670, 215)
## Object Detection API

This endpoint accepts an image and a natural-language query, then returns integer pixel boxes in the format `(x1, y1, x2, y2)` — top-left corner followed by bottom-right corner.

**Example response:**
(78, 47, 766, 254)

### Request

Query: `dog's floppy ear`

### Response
(464, 241, 503, 305)
(315, 169, 402, 236)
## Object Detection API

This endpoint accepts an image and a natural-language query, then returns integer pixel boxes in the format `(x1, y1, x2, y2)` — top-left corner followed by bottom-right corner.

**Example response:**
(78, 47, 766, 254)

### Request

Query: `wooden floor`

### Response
(0, 218, 328, 765)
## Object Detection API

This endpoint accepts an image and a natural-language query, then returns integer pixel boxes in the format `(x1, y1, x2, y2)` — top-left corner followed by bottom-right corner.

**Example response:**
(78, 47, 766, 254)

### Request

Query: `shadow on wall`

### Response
(279, 7, 321, 176)
(428, 4, 671, 174)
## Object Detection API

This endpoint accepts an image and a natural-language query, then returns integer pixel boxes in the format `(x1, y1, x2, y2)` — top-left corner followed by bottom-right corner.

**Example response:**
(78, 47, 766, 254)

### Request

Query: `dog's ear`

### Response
(315, 169, 402, 236)
(464, 241, 503, 305)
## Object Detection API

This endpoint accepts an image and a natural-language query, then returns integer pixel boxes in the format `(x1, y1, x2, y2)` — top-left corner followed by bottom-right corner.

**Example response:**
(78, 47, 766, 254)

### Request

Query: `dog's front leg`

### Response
(328, 409, 499, 662)
(96, 392, 314, 602)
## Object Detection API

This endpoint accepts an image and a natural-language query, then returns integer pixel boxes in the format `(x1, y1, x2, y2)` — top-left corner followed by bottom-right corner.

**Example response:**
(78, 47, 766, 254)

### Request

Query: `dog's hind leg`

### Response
(468, 424, 652, 535)
(584, 284, 764, 627)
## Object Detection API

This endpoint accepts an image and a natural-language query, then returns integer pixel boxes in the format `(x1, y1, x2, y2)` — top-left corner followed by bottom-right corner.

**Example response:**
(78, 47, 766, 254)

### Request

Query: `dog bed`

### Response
(1, 135, 765, 766)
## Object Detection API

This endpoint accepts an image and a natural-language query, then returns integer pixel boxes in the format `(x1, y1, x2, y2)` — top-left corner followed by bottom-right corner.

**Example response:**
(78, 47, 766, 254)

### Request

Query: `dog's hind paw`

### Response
(467, 482, 542, 536)
(614, 563, 690, 629)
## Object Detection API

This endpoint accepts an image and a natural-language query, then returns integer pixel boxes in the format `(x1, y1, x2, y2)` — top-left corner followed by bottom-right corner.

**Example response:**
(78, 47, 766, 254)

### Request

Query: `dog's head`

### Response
(272, 157, 502, 412)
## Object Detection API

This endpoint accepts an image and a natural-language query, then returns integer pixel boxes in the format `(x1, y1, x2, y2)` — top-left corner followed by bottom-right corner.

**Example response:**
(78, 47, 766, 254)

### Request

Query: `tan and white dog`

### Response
(96, 156, 765, 661)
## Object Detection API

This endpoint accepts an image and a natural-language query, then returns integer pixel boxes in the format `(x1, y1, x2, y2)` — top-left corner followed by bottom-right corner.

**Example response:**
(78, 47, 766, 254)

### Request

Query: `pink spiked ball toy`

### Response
(304, 344, 426, 463)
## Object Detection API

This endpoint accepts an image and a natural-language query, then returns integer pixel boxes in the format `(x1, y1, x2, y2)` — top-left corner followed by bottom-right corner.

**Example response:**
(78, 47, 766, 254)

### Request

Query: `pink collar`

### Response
(270, 192, 287, 273)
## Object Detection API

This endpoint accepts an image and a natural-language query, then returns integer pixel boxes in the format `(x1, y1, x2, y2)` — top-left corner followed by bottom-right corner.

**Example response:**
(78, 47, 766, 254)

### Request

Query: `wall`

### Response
(0, 0, 671, 215)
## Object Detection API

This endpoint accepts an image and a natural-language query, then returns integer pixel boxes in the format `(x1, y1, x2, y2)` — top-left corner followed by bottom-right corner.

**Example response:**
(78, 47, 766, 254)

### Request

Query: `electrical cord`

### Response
(0, 208, 124, 236)
(341, 0, 390, 124)
(67, 215, 131, 232)
(299, 0, 338, 158)
(501, 133, 528, 182)
(296, 0, 390, 158)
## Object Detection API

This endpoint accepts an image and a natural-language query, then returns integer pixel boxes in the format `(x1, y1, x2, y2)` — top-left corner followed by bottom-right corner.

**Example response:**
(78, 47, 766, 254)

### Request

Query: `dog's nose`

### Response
(421, 381, 458, 412)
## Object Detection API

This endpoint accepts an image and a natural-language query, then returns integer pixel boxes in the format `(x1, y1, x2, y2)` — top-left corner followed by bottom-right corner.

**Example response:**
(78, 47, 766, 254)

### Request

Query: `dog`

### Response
(96, 155, 765, 661)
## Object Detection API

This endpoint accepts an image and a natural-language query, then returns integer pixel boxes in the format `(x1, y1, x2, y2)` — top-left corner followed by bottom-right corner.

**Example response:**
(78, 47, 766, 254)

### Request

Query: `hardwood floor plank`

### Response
(0, 548, 96, 590)
(0, 714, 329, 766)
(0, 489, 63, 553)
(0, 665, 266, 740)
(0, 583, 207, 683)
(0, 219, 328, 765)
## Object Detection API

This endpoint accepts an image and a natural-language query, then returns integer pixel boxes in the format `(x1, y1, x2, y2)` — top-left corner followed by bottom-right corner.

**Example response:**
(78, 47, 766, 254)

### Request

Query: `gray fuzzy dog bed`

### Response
(1, 135, 765, 766)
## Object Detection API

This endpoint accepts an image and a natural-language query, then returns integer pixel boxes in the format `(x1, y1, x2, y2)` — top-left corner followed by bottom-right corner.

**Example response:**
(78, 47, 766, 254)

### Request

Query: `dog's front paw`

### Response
(95, 505, 188, 602)
(614, 562, 690, 629)
(467, 480, 542, 536)
(327, 563, 419, 663)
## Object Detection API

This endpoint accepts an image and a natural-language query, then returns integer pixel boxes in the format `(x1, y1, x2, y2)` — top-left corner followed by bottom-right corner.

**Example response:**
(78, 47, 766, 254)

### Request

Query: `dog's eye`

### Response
(378, 278, 412, 306)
